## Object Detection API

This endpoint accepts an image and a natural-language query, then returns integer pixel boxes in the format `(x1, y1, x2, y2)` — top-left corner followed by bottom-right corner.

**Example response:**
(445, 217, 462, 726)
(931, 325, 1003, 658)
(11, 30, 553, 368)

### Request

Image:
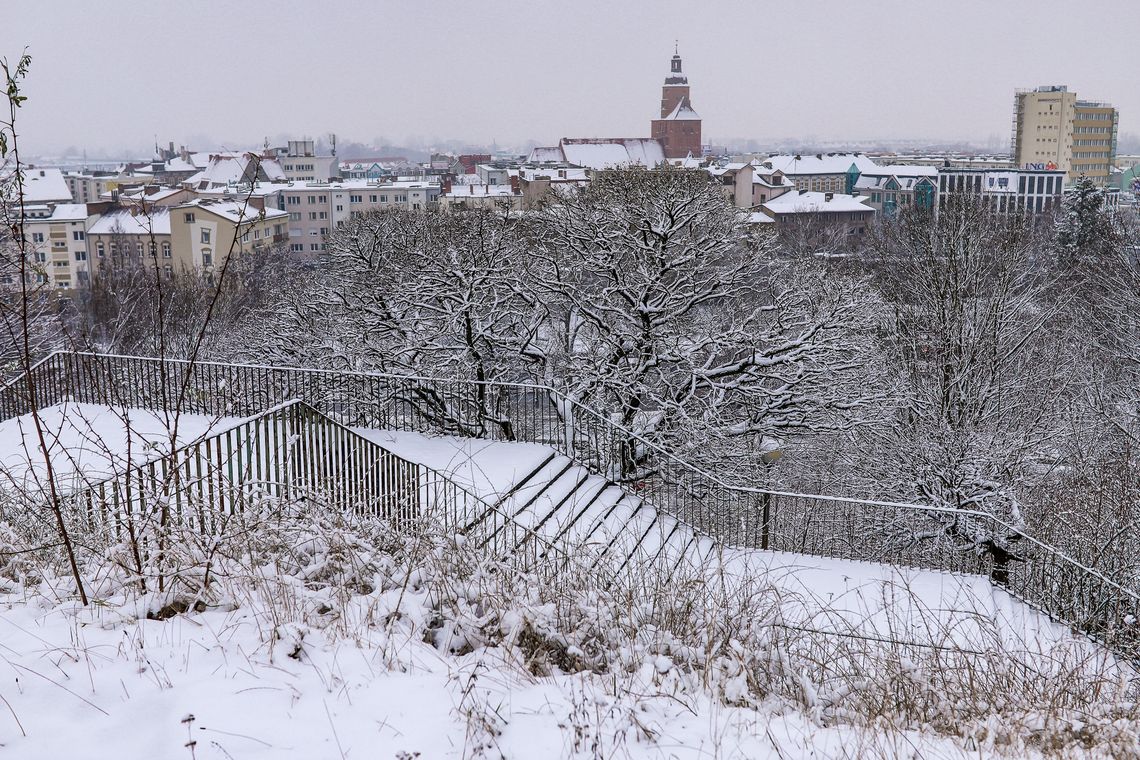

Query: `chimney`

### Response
(825, 192, 834, 201)
(441, 176, 452, 193)
(469, 184, 474, 195)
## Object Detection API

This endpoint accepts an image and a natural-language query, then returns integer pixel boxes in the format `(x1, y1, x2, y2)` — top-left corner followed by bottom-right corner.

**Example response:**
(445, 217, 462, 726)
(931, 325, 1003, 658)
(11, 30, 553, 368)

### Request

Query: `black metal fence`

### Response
(3, 351, 1139, 657)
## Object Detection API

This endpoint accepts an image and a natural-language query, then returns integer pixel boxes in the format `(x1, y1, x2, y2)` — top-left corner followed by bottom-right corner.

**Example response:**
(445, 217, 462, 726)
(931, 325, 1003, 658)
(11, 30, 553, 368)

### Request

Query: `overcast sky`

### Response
(3, 0, 1138, 156)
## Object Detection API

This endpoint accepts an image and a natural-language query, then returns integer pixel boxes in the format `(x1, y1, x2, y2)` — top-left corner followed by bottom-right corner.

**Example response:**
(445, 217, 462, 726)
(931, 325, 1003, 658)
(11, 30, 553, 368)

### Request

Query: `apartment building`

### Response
(87, 207, 173, 279)
(168, 200, 288, 274)
(278, 179, 441, 256)
(1012, 85, 1118, 185)
(19, 203, 100, 289)
(761, 190, 875, 237)
(65, 169, 152, 204)
(279, 140, 339, 182)
(760, 153, 881, 193)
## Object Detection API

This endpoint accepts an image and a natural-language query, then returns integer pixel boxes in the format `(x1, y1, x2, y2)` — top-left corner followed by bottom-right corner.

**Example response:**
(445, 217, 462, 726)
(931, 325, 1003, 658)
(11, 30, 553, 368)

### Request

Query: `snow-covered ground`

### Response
(0, 590, 1009, 759)
(0, 404, 1135, 757)
(0, 402, 233, 494)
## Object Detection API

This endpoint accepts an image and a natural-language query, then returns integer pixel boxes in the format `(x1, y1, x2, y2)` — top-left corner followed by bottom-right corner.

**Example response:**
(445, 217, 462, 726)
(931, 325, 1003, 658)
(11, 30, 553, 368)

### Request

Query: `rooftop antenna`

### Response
(674, 39, 678, 56)
(329, 132, 337, 157)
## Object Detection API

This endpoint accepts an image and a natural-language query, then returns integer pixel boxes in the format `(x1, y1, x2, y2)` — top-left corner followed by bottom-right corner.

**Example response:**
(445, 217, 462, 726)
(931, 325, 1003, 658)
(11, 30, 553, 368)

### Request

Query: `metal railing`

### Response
(3, 351, 1140, 657)
(0, 388, 568, 573)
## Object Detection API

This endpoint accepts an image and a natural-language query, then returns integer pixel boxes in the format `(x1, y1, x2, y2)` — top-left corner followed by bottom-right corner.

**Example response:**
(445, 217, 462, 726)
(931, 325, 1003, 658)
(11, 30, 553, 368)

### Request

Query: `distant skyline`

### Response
(3, 0, 1138, 158)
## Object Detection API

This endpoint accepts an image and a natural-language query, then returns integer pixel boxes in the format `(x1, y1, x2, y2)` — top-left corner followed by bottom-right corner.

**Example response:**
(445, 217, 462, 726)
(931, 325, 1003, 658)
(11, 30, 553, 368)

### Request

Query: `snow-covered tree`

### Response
(858, 195, 1069, 576)
(523, 168, 881, 479)
(1055, 175, 1124, 265)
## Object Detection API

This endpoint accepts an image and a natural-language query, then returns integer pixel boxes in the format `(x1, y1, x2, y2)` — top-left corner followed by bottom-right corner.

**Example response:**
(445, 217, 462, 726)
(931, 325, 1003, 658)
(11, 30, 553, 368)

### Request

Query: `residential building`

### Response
(275, 179, 441, 256)
(181, 153, 286, 192)
(853, 165, 938, 215)
(19, 203, 100, 289)
(439, 183, 522, 212)
(708, 160, 794, 209)
(10, 167, 73, 204)
(936, 166, 1065, 215)
(87, 207, 173, 279)
(760, 153, 881, 193)
(650, 49, 701, 159)
(168, 199, 288, 274)
(280, 140, 339, 182)
(65, 169, 152, 204)
(340, 160, 395, 180)
(761, 190, 875, 238)
(1012, 85, 1118, 185)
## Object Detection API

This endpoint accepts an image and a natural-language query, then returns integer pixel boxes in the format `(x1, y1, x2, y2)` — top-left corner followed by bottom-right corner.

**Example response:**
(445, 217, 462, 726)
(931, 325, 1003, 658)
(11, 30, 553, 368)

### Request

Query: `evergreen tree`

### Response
(1055, 175, 1121, 263)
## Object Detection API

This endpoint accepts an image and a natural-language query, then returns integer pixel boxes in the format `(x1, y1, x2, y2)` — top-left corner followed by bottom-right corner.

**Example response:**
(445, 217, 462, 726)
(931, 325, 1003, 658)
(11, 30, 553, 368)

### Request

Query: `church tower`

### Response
(651, 47, 702, 159)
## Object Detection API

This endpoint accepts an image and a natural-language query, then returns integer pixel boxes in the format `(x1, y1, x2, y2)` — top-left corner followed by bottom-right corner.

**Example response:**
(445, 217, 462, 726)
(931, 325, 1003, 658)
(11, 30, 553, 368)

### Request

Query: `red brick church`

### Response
(650, 48, 702, 159)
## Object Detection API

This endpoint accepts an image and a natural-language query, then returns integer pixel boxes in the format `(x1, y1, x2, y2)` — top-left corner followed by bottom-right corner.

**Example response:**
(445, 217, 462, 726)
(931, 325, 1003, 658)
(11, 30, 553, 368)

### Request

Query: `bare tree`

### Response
(856, 195, 1069, 579)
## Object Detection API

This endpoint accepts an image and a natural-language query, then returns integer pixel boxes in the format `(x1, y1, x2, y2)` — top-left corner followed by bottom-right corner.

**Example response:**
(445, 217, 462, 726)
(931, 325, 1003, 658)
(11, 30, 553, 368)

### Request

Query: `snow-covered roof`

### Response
(177, 199, 289, 224)
(559, 139, 666, 170)
(746, 210, 775, 224)
(47, 203, 90, 221)
(662, 96, 700, 121)
(183, 154, 286, 189)
(762, 153, 880, 177)
(443, 184, 519, 199)
(526, 146, 565, 164)
(3, 167, 72, 203)
(763, 190, 874, 215)
(89, 208, 172, 236)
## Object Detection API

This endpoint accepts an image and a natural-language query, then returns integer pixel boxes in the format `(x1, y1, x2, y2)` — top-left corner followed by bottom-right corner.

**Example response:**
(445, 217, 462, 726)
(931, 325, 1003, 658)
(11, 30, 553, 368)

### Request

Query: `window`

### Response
(290, 243, 304, 252)
(54, 260, 68, 268)
(369, 195, 377, 202)
(200, 229, 211, 244)
(307, 195, 316, 204)
(289, 212, 301, 221)
(162, 242, 171, 258)
(287, 196, 300, 205)
(310, 243, 320, 251)
(72, 231, 85, 241)
(318, 211, 327, 219)
(75, 250, 87, 261)
(309, 212, 318, 220)
(202, 249, 213, 267)
(319, 227, 328, 235)
(335, 205, 344, 212)
(350, 195, 362, 203)
(31, 232, 44, 243)
(184, 213, 195, 223)
(163, 264, 173, 279)
(96, 241, 105, 257)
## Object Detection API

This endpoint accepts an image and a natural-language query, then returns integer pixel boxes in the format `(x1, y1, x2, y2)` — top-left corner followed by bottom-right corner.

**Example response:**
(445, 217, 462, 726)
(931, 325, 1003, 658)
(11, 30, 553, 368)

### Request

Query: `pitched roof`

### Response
(662, 96, 701, 121)
(89, 208, 172, 236)
(2, 167, 72, 204)
(558, 138, 666, 170)
(763, 190, 874, 215)
(762, 153, 880, 177)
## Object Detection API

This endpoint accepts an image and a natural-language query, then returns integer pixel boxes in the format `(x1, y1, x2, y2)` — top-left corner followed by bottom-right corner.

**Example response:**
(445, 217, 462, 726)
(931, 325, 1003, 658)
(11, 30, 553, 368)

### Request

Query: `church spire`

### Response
(665, 45, 687, 86)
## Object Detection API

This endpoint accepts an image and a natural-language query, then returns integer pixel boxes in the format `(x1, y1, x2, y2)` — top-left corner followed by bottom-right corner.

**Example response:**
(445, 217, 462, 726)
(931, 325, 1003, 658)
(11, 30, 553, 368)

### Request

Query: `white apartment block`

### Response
(275, 179, 441, 256)
(19, 203, 98, 289)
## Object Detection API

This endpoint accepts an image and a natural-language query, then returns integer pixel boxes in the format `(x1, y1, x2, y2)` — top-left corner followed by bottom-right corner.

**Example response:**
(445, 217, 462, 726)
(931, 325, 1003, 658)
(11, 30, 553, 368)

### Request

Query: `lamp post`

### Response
(758, 437, 782, 550)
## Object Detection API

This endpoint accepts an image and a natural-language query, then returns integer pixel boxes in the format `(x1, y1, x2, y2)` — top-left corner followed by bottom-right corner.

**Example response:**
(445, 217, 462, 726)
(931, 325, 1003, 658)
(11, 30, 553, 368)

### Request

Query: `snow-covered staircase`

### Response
(355, 429, 716, 572)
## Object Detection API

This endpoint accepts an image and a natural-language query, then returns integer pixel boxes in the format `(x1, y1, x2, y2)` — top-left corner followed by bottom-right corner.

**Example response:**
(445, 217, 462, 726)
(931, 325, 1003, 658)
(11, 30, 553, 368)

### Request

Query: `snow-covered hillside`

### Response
(1, 404, 1138, 758)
